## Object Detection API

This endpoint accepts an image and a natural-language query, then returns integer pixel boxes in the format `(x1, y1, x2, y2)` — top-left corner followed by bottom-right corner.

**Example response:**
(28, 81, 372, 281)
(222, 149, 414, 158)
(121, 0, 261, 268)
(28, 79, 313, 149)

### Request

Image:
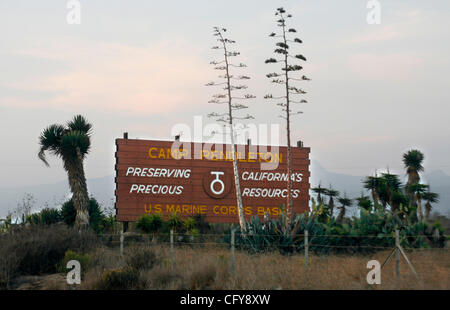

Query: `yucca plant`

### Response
(311, 183, 327, 205)
(324, 186, 340, 218)
(356, 193, 373, 213)
(423, 190, 439, 221)
(363, 174, 384, 209)
(336, 194, 352, 224)
(166, 212, 183, 233)
(408, 183, 429, 222)
(38, 115, 92, 229)
(403, 149, 425, 208)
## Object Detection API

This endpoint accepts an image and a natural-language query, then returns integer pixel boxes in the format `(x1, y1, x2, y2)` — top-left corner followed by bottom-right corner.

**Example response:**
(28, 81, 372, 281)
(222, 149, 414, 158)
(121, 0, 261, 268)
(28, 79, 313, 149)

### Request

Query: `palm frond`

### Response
(38, 124, 66, 166)
(402, 149, 424, 172)
(67, 115, 92, 135)
(60, 131, 91, 159)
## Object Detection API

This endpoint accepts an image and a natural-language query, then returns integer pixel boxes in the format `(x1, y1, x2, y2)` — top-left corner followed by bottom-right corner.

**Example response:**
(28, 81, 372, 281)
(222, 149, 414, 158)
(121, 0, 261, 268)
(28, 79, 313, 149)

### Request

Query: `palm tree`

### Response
(381, 172, 402, 208)
(356, 192, 373, 212)
(407, 183, 429, 222)
(336, 194, 352, 224)
(403, 149, 424, 207)
(38, 115, 92, 229)
(423, 190, 439, 221)
(311, 183, 327, 205)
(363, 174, 383, 209)
(324, 186, 340, 218)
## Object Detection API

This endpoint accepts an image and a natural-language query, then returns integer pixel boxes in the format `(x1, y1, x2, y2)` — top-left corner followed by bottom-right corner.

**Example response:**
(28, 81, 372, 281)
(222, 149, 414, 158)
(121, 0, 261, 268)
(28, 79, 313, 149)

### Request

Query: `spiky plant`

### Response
(381, 172, 402, 210)
(407, 183, 429, 222)
(403, 150, 425, 184)
(363, 174, 384, 209)
(324, 186, 340, 218)
(336, 194, 352, 224)
(403, 149, 425, 207)
(311, 183, 327, 205)
(206, 27, 255, 234)
(264, 7, 310, 228)
(356, 193, 373, 212)
(38, 115, 92, 229)
(423, 190, 439, 221)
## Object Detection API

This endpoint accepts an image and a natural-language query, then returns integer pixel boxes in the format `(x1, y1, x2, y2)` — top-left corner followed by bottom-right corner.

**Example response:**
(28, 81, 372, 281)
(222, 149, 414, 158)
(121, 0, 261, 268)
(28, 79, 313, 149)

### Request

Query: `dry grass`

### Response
(77, 244, 449, 290)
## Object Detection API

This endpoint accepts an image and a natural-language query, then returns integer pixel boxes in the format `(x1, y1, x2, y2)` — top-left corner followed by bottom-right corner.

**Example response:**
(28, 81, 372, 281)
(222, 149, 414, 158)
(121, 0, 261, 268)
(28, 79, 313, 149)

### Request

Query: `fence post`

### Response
(119, 229, 124, 257)
(395, 230, 400, 280)
(170, 229, 174, 270)
(231, 229, 235, 275)
(305, 230, 309, 271)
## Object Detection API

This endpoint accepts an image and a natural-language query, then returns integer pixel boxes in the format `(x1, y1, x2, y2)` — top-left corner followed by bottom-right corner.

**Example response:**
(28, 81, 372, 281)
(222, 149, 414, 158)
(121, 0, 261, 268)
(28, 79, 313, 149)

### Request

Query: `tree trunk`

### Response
(64, 150, 90, 230)
(281, 20, 293, 231)
(424, 201, 432, 222)
(222, 39, 246, 234)
(371, 190, 380, 210)
(407, 171, 420, 208)
(416, 197, 423, 222)
(329, 197, 334, 218)
(230, 130, 246, 234)
(336, 206, 345, 224)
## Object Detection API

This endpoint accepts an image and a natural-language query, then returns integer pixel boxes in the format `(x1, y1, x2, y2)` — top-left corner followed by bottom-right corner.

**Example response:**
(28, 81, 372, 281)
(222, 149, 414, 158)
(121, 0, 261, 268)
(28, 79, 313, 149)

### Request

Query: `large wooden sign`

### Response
(115, 138, 310, 223)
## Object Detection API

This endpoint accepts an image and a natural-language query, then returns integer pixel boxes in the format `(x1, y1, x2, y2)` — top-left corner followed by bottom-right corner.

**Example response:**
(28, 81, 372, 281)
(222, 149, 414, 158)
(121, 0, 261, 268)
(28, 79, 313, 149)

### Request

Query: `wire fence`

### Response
(97, 229, 449, 286)
(98, 231, 450, 251)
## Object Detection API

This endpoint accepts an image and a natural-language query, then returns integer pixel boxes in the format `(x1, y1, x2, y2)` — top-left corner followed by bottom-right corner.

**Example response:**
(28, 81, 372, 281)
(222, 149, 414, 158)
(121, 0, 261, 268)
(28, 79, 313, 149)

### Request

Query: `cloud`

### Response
(2, 39, 211, 114)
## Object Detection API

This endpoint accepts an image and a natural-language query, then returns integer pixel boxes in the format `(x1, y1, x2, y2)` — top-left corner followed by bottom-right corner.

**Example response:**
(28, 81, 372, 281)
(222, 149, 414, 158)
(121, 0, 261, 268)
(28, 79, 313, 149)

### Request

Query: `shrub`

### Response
(57, 250, 90, 275)
(40, 208, 62, 225)
(0, 225, 98, 288)
(61, 198, 104, 233)
(97, 267, 140, 290)
(26, 208, 61, 225)
(135, 214, 163, 235)
(183, 217, 196, 232)
(231, 204, 441, 255)
(166, 212, 183, 232)
(125, 246, 159, 271)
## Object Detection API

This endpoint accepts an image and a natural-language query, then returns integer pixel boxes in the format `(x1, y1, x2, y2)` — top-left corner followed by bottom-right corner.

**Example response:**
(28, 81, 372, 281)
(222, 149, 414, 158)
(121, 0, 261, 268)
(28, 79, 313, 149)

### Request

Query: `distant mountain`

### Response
(0, 161, 448, 218)
(422, 170, 450, 216)
(310, 160, 364, 198)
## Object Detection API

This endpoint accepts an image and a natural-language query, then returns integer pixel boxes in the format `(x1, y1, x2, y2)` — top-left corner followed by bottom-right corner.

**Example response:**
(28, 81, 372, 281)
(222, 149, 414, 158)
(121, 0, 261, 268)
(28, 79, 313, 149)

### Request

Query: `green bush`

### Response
(61, 198, 104, 233)
(135, 213, 163, 235)
(41, 208, 62, 225)
(183, 217, 196, 232)
(231, 203, 441, 255)
(26, 208, 61, 225)
(97, 267, 140, 290)
(57, 250, 90, 274)
(166, 212, 183, 232)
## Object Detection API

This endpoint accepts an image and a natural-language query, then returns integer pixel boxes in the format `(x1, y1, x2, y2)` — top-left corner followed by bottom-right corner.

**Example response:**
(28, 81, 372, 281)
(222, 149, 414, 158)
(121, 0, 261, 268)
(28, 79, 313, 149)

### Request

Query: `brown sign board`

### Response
(115, 138, 310, 223)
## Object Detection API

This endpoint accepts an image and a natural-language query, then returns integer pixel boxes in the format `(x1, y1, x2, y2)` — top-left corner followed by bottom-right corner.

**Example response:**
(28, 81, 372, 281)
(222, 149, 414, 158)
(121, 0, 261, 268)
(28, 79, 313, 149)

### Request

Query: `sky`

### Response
(1, 0, 450, 188)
